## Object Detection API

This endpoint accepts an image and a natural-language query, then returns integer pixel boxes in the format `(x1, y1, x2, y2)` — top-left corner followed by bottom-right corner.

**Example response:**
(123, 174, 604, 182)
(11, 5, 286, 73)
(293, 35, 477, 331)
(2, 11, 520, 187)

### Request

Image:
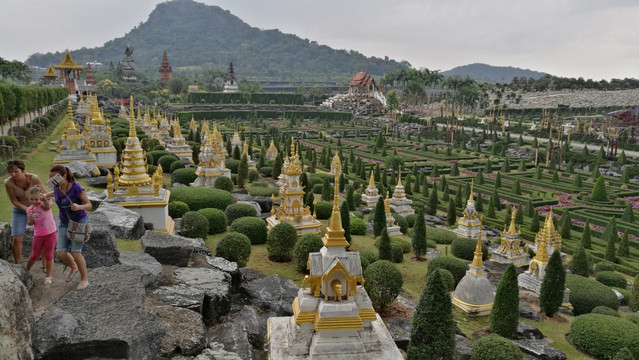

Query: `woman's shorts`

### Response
(56, 216, 89, 253)
(11, 208, 27, 237)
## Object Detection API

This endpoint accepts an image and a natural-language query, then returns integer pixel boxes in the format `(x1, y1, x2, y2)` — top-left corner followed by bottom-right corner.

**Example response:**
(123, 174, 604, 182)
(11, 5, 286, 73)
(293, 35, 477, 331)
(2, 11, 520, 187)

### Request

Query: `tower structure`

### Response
(490, 210, 529, 267)
(53, 51, 84, 94)
(330, 151, 342, 176)
(452, 217, 495, 316)
(223, 62, 238, 93)
(166, 119, 193, 164)
(361, 170, 380, 208)
(453, 180, 482, 239)
(533, 209, 564, 260)
(384, 194, 402, 236)
(191, 124, 231, 186)
(121, 45, 138, 84)
(266, 139, 279, 160)
(105, 97, 173, 233)
(85, 64, 97, 85)
(267, 139, 321, 235)
(84, 95, 117, 168)
(389, 173, 414, 216)
(43, 65, 58, 85)
(158, 50, 173, 88)
(53, 99, 97, 166)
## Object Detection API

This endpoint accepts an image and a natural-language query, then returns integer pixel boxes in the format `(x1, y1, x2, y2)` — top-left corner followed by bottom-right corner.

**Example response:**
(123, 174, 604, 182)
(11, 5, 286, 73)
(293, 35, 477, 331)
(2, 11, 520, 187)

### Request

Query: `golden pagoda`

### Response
(490, 209, 529, 267)
(454, 179, 482, 239)
(452, 216, 495, 316)
(84, 95, 117, 167)
(53, 98, 97, 166)
(189, 115, 198, 134)
(534, 209, 564, 262)
(158, 113, 171, 144)
(384, 193, 402, 236)
(330, 151, 341, 176)
(42, 65, 58, 85)
(389, 171, 414, 217)
(267, 138, 320, 235)
(266, 139, 278, 160)
(361, 170, 380, 208)
(191, 123, 230, 186)
(231, 126, 242, 154)
(166, 119, 193, 164)
(105, 96, 174, 233)
(268, 171, 402, 359)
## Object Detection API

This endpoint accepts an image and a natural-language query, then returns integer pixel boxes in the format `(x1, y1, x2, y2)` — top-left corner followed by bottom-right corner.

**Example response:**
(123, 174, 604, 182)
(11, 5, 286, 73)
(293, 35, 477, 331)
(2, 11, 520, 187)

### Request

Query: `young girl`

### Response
(26, 187, 57, 285)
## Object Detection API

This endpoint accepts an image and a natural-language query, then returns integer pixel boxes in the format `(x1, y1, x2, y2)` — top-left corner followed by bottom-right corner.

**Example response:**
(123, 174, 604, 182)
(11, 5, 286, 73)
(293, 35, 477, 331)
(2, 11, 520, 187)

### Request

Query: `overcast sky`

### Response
(1, 0, 638, 80)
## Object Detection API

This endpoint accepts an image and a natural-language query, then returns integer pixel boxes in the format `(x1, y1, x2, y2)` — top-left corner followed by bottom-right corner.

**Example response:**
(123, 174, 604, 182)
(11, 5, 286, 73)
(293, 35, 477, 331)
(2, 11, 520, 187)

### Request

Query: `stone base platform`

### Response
(490, 252, 530, 267)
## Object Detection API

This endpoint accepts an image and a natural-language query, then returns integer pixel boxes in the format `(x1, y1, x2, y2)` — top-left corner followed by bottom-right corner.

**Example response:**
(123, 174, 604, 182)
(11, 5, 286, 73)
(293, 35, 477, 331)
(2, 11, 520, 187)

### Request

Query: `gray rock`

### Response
(239, 267, 266, 283)
(152, 305, 207, 357)
(206, 256, 240, 287)
(195, 344, 242, 360)
(612, 289, 625, 305)
(425, 248, 442, 260)
(512, 339, 567, 360)
(33, 265, 164, 360)
(384, 317, 412, 350)
(0, 259, 32, 290)
(0, 222, 11, 261)
(119, 252, 163, 287)
(85, 190, 106, 210)
(92, 202, 145, 239)
(424, 214, 446, 226)
(208, 305, 265, 360)
(517, 321, 544, 340)
(0, 260, 34, 360)
(241, 274, 299, 315)
(455, 334, 472, 360)
(141, 230, 210, 267)
(65, 160, 95, 178)
(519, 301, 542, 321)
(85, 176, 108, 188)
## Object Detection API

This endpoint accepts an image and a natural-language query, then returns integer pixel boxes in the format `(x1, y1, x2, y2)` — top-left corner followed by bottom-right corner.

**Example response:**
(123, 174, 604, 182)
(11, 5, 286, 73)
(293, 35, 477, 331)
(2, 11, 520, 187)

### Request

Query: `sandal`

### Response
(65, 269, 79, 283)
(41, 265, 46, 274)
(76, 283, 89, 291)
(44, 277, 52, 286)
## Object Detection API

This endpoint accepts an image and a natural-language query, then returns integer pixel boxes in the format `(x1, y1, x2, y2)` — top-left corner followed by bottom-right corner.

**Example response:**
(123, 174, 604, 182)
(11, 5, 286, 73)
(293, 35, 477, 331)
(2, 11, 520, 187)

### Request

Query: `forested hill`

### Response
(25, 0, 408, 78)
(442, 63, 549, 84)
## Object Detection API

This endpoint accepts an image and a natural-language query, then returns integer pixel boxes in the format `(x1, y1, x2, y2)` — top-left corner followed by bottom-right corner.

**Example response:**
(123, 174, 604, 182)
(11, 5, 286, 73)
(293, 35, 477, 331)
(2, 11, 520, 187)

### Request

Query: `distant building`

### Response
(158, 51, 172, 89)
(121, 45, 138, 84)
(348, 72, 377, 97)
(85, 64, 97, 86)
(223, 62, 238, 93)
(49, 51, 96, 96)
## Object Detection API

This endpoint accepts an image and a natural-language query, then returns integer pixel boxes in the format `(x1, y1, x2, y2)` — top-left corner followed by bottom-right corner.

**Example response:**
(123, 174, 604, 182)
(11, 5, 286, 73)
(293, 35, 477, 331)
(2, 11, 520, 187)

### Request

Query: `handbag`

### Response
(58, 187, 90, 243)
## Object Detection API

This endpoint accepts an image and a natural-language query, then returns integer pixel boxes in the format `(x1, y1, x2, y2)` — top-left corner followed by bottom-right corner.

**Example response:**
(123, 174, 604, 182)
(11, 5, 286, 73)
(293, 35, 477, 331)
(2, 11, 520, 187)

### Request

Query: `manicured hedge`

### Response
(350, 217, 366, 235)
(225, 203, 258, 225)
(216, 232, 251, 267)
(314, 201, 333, 220)
(229, 217, 268, 245)
(590, 306, 619, 317)
(293, 234, 324, 272)
(179, 211, 209, 239)
(570, 314, 639, 359)
(471, 334, 523, 360)
(171, 168, 197, 186)
(374, 236, 411, 253)
(170, 187, 234, 211)
(247, 183, 279, 197)
(186, 92, 304, 105)
(168, 201, 190, 219)
(196, 208, 227, 234)
(360, 251, 378, 270)
(427, 226, 457, 244)
(427, 256, 469, 286)
(451, 238, 489, 261)
(565, 274, 619, 315)
(595, 271, 628, 289)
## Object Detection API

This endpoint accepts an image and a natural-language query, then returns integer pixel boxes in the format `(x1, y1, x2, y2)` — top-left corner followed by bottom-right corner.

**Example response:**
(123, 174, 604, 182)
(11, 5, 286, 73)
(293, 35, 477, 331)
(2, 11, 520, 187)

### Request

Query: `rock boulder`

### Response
(141, 230, 210, 267)
(152, 305, 207, 357)
(241, 274, 299, 315)
(119, 252, 163, 287)
(0, 260, 34, 360)
(92, 202, 145, 239)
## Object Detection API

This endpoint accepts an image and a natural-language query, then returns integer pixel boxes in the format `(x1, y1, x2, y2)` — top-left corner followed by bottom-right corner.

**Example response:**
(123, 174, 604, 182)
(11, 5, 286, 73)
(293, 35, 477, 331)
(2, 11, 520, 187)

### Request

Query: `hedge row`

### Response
(187, 92, 304, 105)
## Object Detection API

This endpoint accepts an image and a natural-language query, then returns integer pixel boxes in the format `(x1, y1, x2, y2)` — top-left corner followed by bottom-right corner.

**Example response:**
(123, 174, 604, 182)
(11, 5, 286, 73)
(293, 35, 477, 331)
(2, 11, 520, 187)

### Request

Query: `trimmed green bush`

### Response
(406, 214, 417, 228)
(314, 201, 333, 220)
(312, 183, 324, 194)
(364, 260, 403, 311)
(471, 334, 523, 360)
(196, 208, 227, 234)
(427, 226, 457, 244)
(374, 236, 411, 253)
(591, 306, 620, 317)
(216, 232, 251, 267)
(267, 223, 298, 262)
(169, 160, 185, 173)
(170, 187, 234, 211)
(451, 238, 488, 261)
(392, 214, 408, 234)
(596, 271, 628, 289)
(594, 262, 615, 273)
(437, 268, 454, 292)
(350, 216, 366, 235)
(229, 216, 268, 245)
(179, 211, 209, 239)
(390, 245, 403, 263)
(158, 154, 179, 172)
(246, 183, 279, 197)
(427, 256, 469, 286)
(565, 274, 619, 315)
(168, 201, 190, 219)
(214, 176, 234, 192)
(147, 165, 158, 176)
(259, 166, 273, 177)
(293, 234, 324, 272)
(490, 264, 520, 338)
(570, 314, 639, 359)
(171, 168, 197, 186)
(248, 169, 259, 182)
(360, 250, 378, 271)
(540, 251, 566, 317)
(225, 203, 258, 225)
(226, 158, 239, 174)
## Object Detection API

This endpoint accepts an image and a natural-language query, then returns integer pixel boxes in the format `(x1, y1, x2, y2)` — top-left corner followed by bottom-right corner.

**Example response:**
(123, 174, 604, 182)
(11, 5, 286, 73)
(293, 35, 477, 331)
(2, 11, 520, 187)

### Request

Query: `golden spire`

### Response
(243, 141, 248, 155)
(546, 208, 555, 231)
(290, 136, 296, 158)
(471, 216, 484, 269)
(368, 170, 375, 188)
(508, 209, 517, 235)
(535, 234, 550, 264)
(397, 171, 403, 187)
(66, 98, 75, 130)
(323, 172, 348, 247)
(469, 179, 474, 202)
(129, 96, 137, 139)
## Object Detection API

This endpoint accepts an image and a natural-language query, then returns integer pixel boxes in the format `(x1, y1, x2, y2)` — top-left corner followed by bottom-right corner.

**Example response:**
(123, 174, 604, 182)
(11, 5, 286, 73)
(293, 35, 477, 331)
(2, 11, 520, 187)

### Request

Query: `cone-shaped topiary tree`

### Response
(530, 210, 540, 233)
(524, 198, 535, 217)
(475, 191, 483, 212)
(622, 203, 635, 223)
(552, 170, 560, 183)
(346, 185, 355, 211)
(629, 274, 639, 312)
(490, 264, 520, 338)
(237, 154, 249, 187)
(569, 245, 590, 277)
(515, 204, 524, 225)
(455, 187, 463, 209)
(447, 198, 456, 226)
(502, 158, 511, 173)
(540, 251, 566, 317)
(617, 231, 629, 258)
(560, 210, 572, 240)
(378, 228, 392, 261)
(492, 189, 501, 211)
(412, 208, 428, 260)
(407, 270, 456, 360)
(495, 171, 502, 188)
(513, 178, 521, 195)
(591, 175, 607, 201)
(373, 196, 386, 237)
(340, 201, 352, 244)
(427, 184, 439, 215)
(572, 173, 583, 188)
(475, 168, 485, 185)
(487, 196, 496, 218)
(581, 218, 592, 249)
(605, 231, 618, 263)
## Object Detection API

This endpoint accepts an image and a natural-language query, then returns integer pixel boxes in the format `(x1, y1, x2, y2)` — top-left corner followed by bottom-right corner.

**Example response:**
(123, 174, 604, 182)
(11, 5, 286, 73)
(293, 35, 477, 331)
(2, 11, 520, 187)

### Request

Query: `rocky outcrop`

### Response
(455, 334, 473, 360)
(517, 321, 544, 340)
(152, 305, 208, 357)
(208, 305, 266, 360)
(65, 160, 96, 178)
(0, 222, 11, 260)
(33, 265, 164, 360)
(0, 260, 34, 360)
(141, 230, 210, 267)
(512, 339, 567, 360)
(241, 274, 299, 315)
(119, 252, 163, 287)
(195, 343, 243, 360)
(91, 202, 145, 239)
(85, 190, 106, 210)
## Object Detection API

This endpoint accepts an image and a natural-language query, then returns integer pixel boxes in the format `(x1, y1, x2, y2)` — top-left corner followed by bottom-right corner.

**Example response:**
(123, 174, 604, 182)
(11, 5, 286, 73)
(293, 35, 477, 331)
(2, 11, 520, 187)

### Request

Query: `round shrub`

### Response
(229, 217, 267, 245)
(390, 245, 403, 263)
(596, 271, 627, 289)
(427, 256, 469, 286)
(451, 238, 489, 261)
(226, 158, 239, 173)
(314, 201, 333, 220)
(168, 201, 190, 219)
(225, 203, 258, 225)
(267, 223, 298, 262)
(214, 176, 234, 192)
(0, 136, 19, 149)
(570, 314, 639, 359)
(171, 168, 197, 186)
(350, 217, 366, 235)
(360, 250, 378, 270)
(565, 274, 619, 315)
(170, 187, 234, 211)
(428, 226, 457, 244)
(259, 166, 272, 177)
(375, 236, 412, 253)
(471, 334, 523, 360)
(591, 306, 620, 317)
(392, 214, 408, 234)
(312, 183, 324, 194)
(293, 234, 324, 272)
(248, 170, 259, 182)
(148, 150, 171, 165)
(364, 260, 403, 311)
(196, 208, 227, 234)
(594, 261, 615, 273)
(147, 164, 158, 176)
(216, 232, 251, 267)
(179, 211, 209, 239)
(437, 268, 455, 292)
(169, 160, 185, 173)
(158, 154, 180, 173)
(247, 183, 279, 197)
(406, 214, 417, 228)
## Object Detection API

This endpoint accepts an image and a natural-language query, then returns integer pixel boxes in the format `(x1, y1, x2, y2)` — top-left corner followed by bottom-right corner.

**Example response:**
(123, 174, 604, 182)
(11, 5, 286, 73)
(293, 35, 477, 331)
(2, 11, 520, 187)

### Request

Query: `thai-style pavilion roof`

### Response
(54, 51, 84, 71)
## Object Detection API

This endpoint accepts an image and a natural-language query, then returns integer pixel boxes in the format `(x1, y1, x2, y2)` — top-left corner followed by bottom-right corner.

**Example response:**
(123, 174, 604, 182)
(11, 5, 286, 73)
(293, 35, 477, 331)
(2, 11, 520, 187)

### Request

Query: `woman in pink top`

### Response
(26, 187, 57, 286)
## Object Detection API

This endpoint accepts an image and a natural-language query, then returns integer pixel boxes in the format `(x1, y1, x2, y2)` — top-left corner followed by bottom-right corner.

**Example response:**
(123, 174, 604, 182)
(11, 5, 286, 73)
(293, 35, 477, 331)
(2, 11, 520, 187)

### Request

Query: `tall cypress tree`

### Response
(346, 185, 355, 211)
(530, 210, 540, 233)
(524, 198, 535, 217)
(378, 228, 392, 261)
(560, 210, 572, 240)
(340, 201, 352, 244)
(373, 197, 386, 237)
(605, 231, 618, 263)
(237, 154, 249, 187)
(622, 203, 635, 223)
(412, 208, 428, 260)
(455, 187, 463, 209)
(540, 251, 566, 317)
(492, 189, 501, 211)
(427, 183, 438, 215)
(272, 153, 283, 178)
(447, 198, 456, 226)
(629, 274, 639, 312)
(591, 175, 608, 201)
(617, 231, 629, 258)
(495, 171, 502, 188)
(475, 191, 483, 212)
(475, 168, 485, 185)
(515, 204, 524, 225)
(512, 178, 521, 195)
(487, 196, 496, 218)
(422, 176, 429, 198)
(569, 245, 590, 277)
(490, 264, 519, 338)
(407, 270, 456, 360)
(581, 218, 592, 249)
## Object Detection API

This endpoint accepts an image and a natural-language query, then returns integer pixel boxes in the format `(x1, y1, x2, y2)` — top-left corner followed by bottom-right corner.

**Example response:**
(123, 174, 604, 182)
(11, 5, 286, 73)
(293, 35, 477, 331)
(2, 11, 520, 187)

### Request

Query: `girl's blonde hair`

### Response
(28, 186, 44, 196)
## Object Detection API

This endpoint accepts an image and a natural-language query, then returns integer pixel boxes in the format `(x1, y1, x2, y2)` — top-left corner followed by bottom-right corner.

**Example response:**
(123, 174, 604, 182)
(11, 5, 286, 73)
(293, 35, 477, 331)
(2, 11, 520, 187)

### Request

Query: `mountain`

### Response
(25, 0, 408, 79)
(441, 63, 549, 84)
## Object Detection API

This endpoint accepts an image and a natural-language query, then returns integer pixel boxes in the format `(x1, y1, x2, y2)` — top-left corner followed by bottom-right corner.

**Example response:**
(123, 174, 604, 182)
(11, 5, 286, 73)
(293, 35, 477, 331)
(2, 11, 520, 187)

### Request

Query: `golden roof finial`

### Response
(469, 179, 474, 202)
(368, 170, 375, 188)
(66, 98, 74, 130)
(535, 235, 550, 264)
(129, 96, 137, 139)
(397, 170, 403, 187)
(471, 216, 484, 269)
(290, 136, 296, 158)
(508, 209, 517, 235)
(323, 173, 348, 247)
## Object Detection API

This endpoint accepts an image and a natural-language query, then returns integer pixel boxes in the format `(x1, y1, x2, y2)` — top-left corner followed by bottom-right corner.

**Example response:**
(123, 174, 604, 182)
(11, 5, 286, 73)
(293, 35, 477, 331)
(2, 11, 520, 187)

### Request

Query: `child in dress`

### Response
(26, 187, 57, 285)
